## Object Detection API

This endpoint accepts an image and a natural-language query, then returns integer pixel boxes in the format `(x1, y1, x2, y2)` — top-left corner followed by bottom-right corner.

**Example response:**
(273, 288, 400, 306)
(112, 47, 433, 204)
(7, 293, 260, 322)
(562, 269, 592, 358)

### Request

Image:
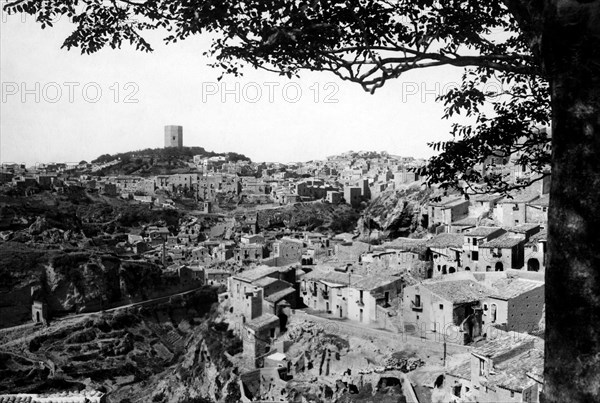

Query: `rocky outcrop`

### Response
(357, 187, 432, 241)
(0, 245, 188, 327)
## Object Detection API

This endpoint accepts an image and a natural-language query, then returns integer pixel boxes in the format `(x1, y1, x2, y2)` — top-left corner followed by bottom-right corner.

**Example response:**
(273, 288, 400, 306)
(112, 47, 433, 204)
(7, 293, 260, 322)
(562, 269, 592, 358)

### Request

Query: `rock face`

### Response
(0, 289, 234, 402)
(41, 253, 179, 314)
(357, 187, 432, 241)
(0, 244, 188, 327)
(258, 203, 361, 233)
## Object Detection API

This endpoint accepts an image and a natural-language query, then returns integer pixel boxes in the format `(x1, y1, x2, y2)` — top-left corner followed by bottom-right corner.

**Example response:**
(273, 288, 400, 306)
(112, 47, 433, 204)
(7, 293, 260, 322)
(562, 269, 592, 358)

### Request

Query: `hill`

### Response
(90, 147, 251, 176)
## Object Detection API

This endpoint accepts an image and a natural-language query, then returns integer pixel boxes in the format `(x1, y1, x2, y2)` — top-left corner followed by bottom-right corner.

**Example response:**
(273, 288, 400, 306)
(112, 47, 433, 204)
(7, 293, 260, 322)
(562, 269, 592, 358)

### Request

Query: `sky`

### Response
(0, 8, 467, 165)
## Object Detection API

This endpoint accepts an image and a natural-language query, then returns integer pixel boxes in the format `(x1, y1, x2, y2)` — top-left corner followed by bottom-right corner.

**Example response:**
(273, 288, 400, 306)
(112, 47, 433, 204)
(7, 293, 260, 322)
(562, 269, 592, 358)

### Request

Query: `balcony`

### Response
(411, 301, 423, 311)
(356, 299, 365, 307)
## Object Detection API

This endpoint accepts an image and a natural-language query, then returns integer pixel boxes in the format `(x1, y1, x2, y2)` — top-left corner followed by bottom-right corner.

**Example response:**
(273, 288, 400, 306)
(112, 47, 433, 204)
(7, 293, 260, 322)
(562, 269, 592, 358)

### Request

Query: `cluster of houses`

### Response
(2, 147, 552, 402)
(209, 229, 545, 401)
(0, 151, 427, 210)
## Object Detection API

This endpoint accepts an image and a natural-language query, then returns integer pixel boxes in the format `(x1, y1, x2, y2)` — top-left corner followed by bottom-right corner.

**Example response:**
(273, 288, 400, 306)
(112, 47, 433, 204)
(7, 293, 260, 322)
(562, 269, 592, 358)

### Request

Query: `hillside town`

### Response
(0, 126, 550, 402)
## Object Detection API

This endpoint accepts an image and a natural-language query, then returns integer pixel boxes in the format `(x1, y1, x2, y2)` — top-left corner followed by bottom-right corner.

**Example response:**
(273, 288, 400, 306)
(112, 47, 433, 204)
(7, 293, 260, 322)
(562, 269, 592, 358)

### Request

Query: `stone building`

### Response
(446, 334, 544, 402)
(482, 278, 545, 333)
(403, 279, 494, 344)
(164, 125, 183, 148)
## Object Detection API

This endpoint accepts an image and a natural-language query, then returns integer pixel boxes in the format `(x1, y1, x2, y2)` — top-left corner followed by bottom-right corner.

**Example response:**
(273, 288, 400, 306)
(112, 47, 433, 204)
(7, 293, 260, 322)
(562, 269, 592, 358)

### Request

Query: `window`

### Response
(484, 304, 488, 311)
(439, 304, 444, 310)
(479, 359, 486, 376)
(472, 237, 477, 246)
(415, 294, 421, 306)
(472, 251, 479, 261)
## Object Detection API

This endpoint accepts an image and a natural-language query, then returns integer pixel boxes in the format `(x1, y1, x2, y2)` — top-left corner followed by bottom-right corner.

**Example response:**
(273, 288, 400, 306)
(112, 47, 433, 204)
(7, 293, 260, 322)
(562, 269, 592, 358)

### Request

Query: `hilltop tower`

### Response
(164, 125, 183, 148)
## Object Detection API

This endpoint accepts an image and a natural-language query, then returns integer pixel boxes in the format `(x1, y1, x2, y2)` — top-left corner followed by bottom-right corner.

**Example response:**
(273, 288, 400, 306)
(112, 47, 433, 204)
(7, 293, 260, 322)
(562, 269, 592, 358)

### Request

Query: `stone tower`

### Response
(164, 125, 183, 148)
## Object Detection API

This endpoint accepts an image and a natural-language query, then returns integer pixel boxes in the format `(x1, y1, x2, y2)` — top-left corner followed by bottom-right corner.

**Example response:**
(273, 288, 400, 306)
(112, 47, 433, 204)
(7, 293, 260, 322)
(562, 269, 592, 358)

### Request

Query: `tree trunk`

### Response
(543, 1, 600, 401)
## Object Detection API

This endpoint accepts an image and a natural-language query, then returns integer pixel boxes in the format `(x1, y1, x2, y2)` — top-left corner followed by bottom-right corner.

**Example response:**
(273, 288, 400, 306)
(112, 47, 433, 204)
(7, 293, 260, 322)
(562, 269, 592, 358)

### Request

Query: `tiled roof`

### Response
(451, 216, 478, 226)
(464, 227, 505, 238)
(351, 275, 402, 291)
(430, 196, 467, 207)
(506, 223, 541, 234)
(426, 233, 464, 248)
(480, 233, 524, 248)
(264, 287, 296, 303)
(252, 276, 280, 288)
(489, 278, 544, 300)
(499, 191, 540, 204)
(491, 348, 544, 391)
(246, 313, 279, 331)
(235, 265, 281, 282)
(447, 360, 471, 380)
(304, 269, 356, 286)
(0, 396, 33, 403)
(422, 280, 494, 304)
(526, 230, 547, 246)
(473, 334, 535, 359)
(527, 194, 550, 207)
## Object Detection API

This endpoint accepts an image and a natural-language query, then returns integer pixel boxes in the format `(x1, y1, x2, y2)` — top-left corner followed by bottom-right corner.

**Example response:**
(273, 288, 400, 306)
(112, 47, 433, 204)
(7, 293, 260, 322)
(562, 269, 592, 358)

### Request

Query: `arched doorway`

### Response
(465, 267, 471, 271)
(495, 262, 504, 271)
(527, 258, 540, 272)
(449, 267, 456, 273)
(442, 266, 447, 275)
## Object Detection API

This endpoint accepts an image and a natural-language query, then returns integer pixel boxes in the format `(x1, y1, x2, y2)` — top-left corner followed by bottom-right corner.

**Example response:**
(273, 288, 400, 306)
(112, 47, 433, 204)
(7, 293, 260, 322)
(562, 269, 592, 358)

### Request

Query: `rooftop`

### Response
(447, 360, 471, 380)
(381, 238, 427, 253)
(490, 278, 544, 300)
(422, 280, 494, 304)
(491, 348, 544, 392)
(464, 226, 505, 238)
(506, 223, 541, 234)
(451, 216, 479, 227)
(235, 265, 281, 282)
(527, 194, 550, 207)
(473, 334, 535, 359)
(499, 191, 540, 204)
(246, 313, 280, 331)
(304, 269, 356, 286)
(252, 276, 281, 288)
(473, 193, 504, 202)
(266, 352, 287, 361)
(264, 287, 296, 303)
(426, 233, 464, 248)
(480, 233, 525, 248)
(351, 275, 402, 291)
(429, 196, 467, 207)
(526, 229, 547, 245)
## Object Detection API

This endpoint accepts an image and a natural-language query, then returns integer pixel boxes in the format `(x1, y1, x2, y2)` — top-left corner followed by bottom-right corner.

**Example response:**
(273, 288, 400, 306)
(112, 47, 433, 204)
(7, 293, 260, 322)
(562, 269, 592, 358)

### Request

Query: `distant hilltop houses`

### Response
(0, 124, 549, 220)
(0, 125, 431, 209)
